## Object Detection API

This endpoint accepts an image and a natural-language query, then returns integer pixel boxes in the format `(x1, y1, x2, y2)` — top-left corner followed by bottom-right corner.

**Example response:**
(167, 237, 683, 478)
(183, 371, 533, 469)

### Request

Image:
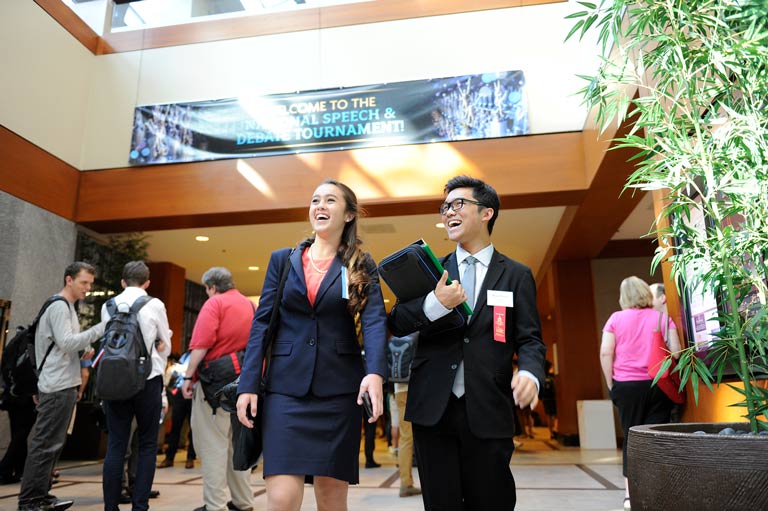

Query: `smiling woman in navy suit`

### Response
(236, 179, 387, 511)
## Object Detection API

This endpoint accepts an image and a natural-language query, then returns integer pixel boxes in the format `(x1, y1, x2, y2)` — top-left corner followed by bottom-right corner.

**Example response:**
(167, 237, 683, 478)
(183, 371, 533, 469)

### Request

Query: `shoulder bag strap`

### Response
(36, 296, 68, 373)
(260, 248, 294, 391)
(131, 295, 153, 357)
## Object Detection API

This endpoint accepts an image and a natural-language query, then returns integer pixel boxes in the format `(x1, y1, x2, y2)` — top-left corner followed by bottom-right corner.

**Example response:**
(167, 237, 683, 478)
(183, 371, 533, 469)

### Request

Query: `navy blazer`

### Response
(238, 244, 388, 398)
(388, 249, 546, 438)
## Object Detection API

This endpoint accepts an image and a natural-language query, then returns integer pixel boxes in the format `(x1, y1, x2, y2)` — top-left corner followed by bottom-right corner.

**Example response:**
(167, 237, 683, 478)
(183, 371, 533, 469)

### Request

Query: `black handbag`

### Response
(217, 248, 292, 471)
(198, 350, 244, 412)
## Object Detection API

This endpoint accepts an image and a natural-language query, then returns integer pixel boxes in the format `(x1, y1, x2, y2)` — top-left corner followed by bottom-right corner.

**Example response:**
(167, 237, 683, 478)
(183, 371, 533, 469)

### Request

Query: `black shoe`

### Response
(24, 498, 74, 511)
(51, 501, 74, 511)
(192, 506, 207, 511)
(119, 491, 132, 504)
(364, 460, 381, 468)
(0, 474, 20, 485)
(149, 490, 160, 499)
(227, 501, 253, 511)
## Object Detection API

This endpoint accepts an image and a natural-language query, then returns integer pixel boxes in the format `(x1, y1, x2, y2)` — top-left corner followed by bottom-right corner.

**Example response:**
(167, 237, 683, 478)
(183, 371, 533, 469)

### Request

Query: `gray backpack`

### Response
(95, 296, 153, 401)
(387, 333, 418, 383)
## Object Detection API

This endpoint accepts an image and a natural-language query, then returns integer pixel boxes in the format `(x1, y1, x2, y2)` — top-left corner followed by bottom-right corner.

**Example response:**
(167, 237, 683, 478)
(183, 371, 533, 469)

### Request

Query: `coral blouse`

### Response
(302, 246, 333, 305)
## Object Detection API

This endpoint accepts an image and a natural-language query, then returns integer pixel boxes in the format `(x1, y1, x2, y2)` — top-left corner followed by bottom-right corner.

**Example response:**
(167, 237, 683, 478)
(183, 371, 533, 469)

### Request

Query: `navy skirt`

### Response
(261, 392, 362, 484)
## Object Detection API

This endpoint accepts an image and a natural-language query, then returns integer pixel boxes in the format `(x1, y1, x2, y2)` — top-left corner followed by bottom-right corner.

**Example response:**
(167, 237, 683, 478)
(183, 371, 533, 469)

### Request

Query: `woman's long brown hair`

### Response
(305, 179, 371, 320)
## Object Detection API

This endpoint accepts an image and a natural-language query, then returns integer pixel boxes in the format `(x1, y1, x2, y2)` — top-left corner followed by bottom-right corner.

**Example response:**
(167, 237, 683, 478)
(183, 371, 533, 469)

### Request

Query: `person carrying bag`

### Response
(647, 312, 685, 404)
(217, 250, 293, 471)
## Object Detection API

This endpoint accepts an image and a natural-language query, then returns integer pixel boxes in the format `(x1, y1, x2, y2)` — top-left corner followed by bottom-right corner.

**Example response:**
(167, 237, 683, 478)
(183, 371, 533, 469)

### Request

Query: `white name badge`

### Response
(487, 290, 514, 307)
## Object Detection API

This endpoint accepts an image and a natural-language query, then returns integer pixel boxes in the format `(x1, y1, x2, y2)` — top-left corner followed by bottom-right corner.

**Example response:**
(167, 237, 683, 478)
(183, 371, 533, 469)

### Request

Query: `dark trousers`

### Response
(18, 388, 77, 506)
(610, 379, 673, 476)
(363, 414, 377, 463)
(164, 390, 195, 462)
(413, 396, 516, 511)
(0, 398, 36, 480)
(103, 376, 162, 511)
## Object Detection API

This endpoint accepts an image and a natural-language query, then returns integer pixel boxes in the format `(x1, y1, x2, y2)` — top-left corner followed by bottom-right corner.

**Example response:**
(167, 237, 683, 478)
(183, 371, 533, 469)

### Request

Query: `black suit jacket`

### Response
(388, 249, 546, 439)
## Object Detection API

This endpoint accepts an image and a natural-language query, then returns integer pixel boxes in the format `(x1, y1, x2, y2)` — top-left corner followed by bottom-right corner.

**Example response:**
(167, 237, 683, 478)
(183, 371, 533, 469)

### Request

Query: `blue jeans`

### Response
(102, 376, 162, 511)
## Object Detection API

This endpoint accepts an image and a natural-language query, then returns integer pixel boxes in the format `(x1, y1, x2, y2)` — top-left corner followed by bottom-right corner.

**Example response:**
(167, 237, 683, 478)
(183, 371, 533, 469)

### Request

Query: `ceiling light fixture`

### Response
(435, 222, 445, 228)
(195, 236, 210, 242)
(248, 266, 260, 271)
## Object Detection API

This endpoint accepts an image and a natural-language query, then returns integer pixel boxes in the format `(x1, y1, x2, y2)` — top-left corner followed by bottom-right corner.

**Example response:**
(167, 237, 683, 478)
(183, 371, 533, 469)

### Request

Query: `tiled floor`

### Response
(0, 428, 626, 510)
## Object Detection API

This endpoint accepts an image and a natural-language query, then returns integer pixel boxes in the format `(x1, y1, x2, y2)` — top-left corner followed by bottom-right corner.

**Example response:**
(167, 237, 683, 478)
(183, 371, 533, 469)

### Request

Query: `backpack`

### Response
(94, 296, 153, 401)
(387, 333, 418, 383)
(0, 295, 67, 399)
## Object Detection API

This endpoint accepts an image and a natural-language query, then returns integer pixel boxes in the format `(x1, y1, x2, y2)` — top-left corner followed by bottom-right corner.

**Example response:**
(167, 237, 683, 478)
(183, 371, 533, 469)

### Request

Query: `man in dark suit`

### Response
(388, 175, 546, 511)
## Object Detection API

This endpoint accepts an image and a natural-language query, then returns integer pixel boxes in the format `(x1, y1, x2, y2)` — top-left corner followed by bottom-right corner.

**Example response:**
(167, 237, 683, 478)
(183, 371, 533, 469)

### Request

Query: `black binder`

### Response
(378, 239, 472, 319)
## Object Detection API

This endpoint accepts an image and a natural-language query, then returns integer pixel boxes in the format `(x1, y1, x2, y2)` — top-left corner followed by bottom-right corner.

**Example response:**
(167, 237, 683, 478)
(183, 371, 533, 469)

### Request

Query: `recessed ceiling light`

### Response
(195, 236, 209, 242)
(435, 223, 445, 228)
(248, 266, 260, 271)
(383, 299, 390, 303)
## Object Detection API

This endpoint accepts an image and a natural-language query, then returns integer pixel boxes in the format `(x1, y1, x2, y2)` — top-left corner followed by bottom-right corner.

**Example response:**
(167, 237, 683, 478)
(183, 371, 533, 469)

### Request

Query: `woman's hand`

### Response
(237, 392, 259, 428)
(358, 373, 384, 422)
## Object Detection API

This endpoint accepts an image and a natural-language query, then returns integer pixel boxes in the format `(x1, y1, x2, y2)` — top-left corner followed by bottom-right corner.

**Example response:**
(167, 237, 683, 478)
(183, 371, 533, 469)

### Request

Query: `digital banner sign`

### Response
(128, 70, 528, 165)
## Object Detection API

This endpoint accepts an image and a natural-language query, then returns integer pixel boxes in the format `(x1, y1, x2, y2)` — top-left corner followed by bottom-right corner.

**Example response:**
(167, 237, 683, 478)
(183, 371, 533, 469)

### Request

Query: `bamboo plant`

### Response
(567, 0, 768, 432)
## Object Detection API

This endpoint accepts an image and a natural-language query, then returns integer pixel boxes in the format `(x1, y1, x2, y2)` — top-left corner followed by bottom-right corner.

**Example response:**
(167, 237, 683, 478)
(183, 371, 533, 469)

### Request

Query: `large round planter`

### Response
(627, 422, 768, 511)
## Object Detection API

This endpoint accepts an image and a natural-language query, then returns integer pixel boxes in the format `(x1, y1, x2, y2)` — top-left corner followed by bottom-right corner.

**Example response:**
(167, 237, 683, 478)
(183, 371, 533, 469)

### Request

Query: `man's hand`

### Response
(434, 271, 466, 310)
(237, 393, 259, 428)
(358, 373, 384, 422)
(511, 373, 539, 409)
(182, 379, 194, 399)
(78, 366, 90, 401)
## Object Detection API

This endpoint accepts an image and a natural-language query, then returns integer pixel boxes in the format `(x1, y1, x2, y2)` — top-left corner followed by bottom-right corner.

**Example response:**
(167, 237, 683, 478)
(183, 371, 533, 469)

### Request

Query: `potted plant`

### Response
(568, 1, 768, 509)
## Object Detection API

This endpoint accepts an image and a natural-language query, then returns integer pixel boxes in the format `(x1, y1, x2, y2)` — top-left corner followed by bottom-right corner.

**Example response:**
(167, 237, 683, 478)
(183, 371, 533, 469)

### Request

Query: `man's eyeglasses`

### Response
(439, 198, 486, 215)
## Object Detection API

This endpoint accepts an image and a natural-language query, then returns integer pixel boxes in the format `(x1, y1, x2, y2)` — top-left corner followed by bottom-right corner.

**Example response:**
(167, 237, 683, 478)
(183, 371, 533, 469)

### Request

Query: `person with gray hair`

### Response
(201, 267, 235, 293)
(649, 282, 667, 313)
(182, 267, 254, 511)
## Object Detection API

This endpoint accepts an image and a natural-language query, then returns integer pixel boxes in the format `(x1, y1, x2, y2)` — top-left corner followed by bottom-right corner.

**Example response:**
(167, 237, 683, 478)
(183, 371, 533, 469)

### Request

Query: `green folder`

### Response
(378, 238, 472, 317)
(414, 239, 473, 316)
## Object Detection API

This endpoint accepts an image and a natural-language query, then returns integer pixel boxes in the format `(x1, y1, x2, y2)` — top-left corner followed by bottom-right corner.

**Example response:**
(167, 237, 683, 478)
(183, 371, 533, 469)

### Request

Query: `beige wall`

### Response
(3, 3, 600, 171)
(0, 1, 93, 168)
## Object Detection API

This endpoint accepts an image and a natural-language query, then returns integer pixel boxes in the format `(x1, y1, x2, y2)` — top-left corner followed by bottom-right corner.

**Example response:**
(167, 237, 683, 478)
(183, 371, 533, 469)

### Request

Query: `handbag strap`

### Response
(260, 248, 294, 392)
(655, 310, 674, 350)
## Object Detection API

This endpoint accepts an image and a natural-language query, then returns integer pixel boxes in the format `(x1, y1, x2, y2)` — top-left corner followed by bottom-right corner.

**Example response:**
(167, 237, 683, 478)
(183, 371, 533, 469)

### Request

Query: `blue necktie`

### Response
(452, 256, 477, 397)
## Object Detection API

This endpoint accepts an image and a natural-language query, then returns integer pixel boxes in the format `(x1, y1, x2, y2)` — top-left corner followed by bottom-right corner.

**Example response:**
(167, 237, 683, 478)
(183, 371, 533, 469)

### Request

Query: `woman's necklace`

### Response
(308, 243, 329, 274)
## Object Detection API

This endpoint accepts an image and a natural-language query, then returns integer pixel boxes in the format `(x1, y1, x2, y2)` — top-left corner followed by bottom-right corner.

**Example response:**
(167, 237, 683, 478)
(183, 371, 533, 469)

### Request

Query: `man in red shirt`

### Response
(182, 267, 254, 511)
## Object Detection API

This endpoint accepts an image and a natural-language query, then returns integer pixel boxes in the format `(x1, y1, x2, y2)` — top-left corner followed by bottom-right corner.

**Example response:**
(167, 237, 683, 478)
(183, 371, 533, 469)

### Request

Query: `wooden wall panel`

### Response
(147, 261, 186, 355)
(76, 132, 587, 232)
(552, 116, 645, 262)
(596, 239, 656, 259)
(550, 259, 604, 440)
(0, 125, 80, 219)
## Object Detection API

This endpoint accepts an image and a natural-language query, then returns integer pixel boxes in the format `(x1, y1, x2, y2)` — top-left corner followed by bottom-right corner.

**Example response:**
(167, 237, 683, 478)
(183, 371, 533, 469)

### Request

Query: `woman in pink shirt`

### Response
(600, 276, 680, 511)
